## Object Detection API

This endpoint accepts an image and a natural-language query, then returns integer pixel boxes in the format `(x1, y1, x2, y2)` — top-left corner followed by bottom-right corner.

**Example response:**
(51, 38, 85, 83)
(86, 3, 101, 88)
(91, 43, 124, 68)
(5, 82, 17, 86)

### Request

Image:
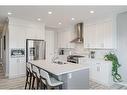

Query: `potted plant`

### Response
(104, 52, 122, 82)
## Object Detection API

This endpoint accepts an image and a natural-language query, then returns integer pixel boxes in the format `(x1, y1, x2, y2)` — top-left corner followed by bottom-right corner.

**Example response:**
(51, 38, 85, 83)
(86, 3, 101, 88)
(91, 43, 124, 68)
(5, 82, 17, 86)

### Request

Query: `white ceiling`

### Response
(0, 6, 127, 28)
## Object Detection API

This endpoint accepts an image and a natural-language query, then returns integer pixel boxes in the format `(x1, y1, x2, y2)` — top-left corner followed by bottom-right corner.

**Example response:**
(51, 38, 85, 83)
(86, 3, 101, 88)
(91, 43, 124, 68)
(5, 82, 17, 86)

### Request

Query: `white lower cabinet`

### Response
(90, 59, 113, 86)
(9, 57, 26, 78)
(79, 58, 113, 86)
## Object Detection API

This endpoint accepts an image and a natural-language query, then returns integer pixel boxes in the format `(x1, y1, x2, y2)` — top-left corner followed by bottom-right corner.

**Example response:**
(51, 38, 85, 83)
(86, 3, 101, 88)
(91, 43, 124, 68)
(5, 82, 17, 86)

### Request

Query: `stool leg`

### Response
(25, 71, 29, 89)
(37, 78, 40, 89)
(32, 76, 35, 89)
(40, 80, 43, 89)
(29, 73, 32, 89)
(44, 84, 47, 89)
(59, 85, 62, 89)
(40, 81, 46, 89)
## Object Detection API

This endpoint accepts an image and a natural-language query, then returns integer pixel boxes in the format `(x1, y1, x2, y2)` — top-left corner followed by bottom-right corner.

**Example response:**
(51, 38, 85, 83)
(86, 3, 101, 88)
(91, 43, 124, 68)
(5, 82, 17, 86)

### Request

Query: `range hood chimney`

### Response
(70, 22, 83, 43)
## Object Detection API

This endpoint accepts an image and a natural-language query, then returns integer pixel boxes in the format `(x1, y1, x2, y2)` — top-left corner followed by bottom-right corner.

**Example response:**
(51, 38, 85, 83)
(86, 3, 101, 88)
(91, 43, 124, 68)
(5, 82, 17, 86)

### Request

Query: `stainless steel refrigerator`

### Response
(26, 39, 46, 62)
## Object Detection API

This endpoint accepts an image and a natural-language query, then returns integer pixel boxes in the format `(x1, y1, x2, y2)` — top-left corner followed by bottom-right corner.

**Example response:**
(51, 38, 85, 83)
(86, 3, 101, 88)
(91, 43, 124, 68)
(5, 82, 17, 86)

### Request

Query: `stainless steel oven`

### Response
(67, 55, 84, 63)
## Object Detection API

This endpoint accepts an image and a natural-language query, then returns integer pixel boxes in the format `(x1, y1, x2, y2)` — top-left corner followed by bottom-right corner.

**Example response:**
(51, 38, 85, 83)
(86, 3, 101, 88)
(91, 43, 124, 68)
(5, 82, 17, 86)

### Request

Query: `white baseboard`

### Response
(9, 73, 25, 79)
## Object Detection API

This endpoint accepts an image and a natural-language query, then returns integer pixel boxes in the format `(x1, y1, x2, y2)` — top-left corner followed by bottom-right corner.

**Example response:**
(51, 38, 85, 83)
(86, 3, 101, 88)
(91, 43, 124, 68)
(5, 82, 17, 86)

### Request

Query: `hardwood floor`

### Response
(0, 64, 6, 79)
(0, 77, 25, 89)
(0, 64, 25, 89)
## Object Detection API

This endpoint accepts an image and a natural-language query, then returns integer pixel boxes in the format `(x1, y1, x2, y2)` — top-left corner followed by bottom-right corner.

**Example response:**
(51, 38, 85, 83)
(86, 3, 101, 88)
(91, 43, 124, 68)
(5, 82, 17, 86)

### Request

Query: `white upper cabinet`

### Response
(57, 26, 75, 48)
(84, 23, 97, 48)
(103, 20, 114, 48)
(45, 29, 55, 63)
(84, 17, 116, 49)
(96, 22, 105, 48)
(57, 31, 66, 48)
(26, 24, 45, 40)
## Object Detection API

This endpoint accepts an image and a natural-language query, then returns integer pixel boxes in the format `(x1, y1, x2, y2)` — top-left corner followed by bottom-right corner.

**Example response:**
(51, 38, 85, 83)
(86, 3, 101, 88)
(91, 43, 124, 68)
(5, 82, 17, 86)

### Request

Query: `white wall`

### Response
(117, 12, 127, 81)
(8, 17, 45, 78)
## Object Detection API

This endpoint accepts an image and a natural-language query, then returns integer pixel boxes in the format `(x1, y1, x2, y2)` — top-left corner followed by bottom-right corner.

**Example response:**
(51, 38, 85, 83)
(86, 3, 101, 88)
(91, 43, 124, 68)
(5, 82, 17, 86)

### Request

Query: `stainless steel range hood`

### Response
(70, 22, 83, 43)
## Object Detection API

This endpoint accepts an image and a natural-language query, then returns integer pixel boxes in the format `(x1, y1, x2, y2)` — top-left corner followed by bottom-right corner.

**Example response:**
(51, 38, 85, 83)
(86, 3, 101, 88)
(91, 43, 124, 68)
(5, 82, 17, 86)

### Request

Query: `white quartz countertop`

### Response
(29, 60, 89, 76)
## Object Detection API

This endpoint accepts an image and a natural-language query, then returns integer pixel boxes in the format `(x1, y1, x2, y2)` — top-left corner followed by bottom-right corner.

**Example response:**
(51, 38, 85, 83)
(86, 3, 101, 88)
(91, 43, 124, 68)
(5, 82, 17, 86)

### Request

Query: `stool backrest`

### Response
(26, 62, 32, 72)
(32, 65, 40, 78)
(40, 69, 51, 85)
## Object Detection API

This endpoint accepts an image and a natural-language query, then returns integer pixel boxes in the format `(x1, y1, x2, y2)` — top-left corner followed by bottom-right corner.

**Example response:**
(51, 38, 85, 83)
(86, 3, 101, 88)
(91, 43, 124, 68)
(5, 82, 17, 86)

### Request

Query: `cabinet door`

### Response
(57, 31, 66, 48)
(45, 30, 55, 63)
(57, 28, 75, 48)
(26, 28, 36, 39)
(9, 24, 27, 48)
(26, 26, 45, 40)
(66, 28, 75, 48)
(104, 20, 114, 48)
(90, 62, 99, 80)
(95, 62, 102, 82)
(89, 62, 94, 79)
(90, 61, 104, 82)
(90, 60, 112, 86)
(84, 18, 115, 49)
(99, 61, 112, 85)
(85, 24, 97, 48)
(18, 57, 26, 75)
(57, 31, 62, 48)
(35, 30, 45, 40)
(63, 31, 70, 48)
(85, 23, 105, 48)
(96, 22, 104, 48)
(9, 57, 26, 78)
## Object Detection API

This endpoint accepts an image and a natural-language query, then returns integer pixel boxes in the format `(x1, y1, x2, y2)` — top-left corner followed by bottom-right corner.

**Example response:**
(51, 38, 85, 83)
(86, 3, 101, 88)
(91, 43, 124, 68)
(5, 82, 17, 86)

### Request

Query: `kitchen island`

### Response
(29, 60, 89, 89)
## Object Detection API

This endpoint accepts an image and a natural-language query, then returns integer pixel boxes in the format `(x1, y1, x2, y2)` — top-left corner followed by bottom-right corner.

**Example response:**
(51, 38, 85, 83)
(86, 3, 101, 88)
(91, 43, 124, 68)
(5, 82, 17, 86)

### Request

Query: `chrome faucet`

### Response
(52, 56, 59, 63)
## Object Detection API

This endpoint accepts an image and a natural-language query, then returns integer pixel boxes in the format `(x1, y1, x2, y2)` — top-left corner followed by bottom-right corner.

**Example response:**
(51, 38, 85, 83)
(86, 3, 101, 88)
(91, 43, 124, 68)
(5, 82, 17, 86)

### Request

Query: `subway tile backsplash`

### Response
(58, 43, 114, 59)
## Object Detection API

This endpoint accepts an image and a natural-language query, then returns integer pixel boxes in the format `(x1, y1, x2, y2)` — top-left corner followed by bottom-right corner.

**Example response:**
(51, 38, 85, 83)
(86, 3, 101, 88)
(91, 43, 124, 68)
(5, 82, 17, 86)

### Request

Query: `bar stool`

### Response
(32, 65, 40, 89)
(25, 62, 32, 89)
(40, 69, 63, 89)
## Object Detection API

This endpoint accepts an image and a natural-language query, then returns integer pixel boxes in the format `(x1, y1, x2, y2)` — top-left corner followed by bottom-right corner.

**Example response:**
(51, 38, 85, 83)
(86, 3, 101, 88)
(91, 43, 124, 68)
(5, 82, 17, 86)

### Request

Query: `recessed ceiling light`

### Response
(71, 18, 75, 20)
(37, 18, 41, 21)
(8, 12, 12, 15)
(90, 11, 94, 14)
(58, 22, 62, 25)
(48, 11, 52, 14)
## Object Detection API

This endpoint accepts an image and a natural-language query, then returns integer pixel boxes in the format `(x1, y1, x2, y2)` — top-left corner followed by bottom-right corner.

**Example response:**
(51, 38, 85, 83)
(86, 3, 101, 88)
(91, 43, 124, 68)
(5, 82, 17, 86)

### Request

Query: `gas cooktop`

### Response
(54, 61, 68, 65)
(68, 55, 84, 57)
